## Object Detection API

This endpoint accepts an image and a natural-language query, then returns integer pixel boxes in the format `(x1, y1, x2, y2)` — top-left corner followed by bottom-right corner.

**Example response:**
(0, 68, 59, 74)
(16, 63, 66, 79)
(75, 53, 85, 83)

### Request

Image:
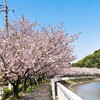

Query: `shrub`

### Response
(18, 84, 22, 92)
(9, 96, 22, 100)
(2, 88, 13, 100)
(26, 86, 32, 93)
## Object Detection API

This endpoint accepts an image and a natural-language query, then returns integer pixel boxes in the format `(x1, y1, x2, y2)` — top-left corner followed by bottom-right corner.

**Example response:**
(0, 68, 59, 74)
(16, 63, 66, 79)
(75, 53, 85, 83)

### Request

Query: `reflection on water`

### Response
(74, 82, 100, 100)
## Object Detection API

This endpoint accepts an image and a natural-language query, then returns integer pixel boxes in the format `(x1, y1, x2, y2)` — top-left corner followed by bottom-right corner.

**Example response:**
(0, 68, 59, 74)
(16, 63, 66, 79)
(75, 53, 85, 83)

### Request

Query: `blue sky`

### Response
(0, 0, 100, 62)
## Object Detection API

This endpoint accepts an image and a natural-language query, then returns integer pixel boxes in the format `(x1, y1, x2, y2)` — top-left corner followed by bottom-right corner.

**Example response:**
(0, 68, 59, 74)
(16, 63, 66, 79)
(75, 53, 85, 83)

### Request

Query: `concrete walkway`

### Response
(22, 83, 53, 100)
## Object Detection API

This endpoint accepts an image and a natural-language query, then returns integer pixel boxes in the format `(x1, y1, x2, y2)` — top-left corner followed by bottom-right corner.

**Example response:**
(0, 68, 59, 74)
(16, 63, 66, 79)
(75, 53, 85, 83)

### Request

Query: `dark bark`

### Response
(32, 78, 37, 85)
(38, 77, 43, 84)
(22, 78, 27, 93)
(29, 78, 33, 88)
(12, 78, 20, 98)
(12, 83, 19, 98)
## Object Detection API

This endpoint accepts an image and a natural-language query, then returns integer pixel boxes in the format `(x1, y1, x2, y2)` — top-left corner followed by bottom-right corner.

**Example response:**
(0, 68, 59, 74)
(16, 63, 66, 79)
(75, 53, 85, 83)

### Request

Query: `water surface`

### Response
(74, 82, 100, 100)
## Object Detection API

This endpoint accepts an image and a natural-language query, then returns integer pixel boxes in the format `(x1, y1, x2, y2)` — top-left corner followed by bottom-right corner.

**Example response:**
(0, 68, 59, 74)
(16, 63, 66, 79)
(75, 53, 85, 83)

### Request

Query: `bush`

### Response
(32, 84, 38, 89)
(26, 86, 32, 93)
(2, 88, 13, 100)
(18, 84, 22, 92)
(9, 96, 22, 100)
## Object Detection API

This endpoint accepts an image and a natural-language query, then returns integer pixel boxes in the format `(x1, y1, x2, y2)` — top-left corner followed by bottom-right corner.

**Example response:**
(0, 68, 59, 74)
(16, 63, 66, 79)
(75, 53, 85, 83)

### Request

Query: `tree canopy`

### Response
(73, 49, 100, 68)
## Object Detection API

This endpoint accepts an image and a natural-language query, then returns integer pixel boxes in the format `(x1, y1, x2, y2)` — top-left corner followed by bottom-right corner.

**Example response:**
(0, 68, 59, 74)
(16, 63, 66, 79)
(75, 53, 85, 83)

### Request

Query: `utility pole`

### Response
(0, 0, 9, 34)
(4, 0, 8, 33)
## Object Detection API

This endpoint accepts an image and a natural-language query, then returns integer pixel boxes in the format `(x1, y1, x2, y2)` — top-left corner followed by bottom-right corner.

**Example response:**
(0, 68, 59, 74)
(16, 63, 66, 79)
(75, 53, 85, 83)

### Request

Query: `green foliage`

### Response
(49, 85, 52, 97)
(42, 79, 48, 83)
(26, 84, 38, 93)
(2, 84, 22, 100)
(26, 86, 32, 93)
(32, 84, 38, 89)
(2, 80, 48, 99)
(9, 95, 22, 100)
(18, 84, 22, 92)
(2, 88, 13, 100)
(73, 49, 100, 68)
(0, 77, 8, 85)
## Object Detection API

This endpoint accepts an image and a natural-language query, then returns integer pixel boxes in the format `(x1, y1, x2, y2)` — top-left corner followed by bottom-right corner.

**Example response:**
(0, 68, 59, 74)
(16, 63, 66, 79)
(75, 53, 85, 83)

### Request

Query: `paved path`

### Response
(22, 83, 53, 100)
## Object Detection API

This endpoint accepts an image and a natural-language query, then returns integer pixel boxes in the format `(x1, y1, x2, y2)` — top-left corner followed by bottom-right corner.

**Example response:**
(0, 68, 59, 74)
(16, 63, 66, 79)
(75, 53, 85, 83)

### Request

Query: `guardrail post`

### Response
(51, 77, 62, 100)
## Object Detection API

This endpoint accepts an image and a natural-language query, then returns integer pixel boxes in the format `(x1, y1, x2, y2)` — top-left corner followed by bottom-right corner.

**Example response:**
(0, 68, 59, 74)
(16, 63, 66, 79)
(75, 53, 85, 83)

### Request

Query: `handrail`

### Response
(51, 76, 95, 100)
(57, 83, 83, 100)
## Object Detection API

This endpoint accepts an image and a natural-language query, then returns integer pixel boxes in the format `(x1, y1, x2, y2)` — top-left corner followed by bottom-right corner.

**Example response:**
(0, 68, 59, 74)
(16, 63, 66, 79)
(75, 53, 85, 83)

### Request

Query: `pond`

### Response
(74, 82, 100, 100)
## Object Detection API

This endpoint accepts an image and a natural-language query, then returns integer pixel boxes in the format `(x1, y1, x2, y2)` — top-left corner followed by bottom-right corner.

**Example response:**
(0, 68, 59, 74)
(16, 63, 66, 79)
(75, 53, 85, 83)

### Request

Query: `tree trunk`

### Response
(12, 83, 19, 98)
(29, 78, 33, 88)
(22, 78, 27, 93)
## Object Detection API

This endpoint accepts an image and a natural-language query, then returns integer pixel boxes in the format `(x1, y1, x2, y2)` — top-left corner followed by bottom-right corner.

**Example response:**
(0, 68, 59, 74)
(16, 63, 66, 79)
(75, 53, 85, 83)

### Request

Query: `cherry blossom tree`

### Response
(0, 16, 79, 97)
(54, 67, 100, 77)
(0, 17, 37, 97)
